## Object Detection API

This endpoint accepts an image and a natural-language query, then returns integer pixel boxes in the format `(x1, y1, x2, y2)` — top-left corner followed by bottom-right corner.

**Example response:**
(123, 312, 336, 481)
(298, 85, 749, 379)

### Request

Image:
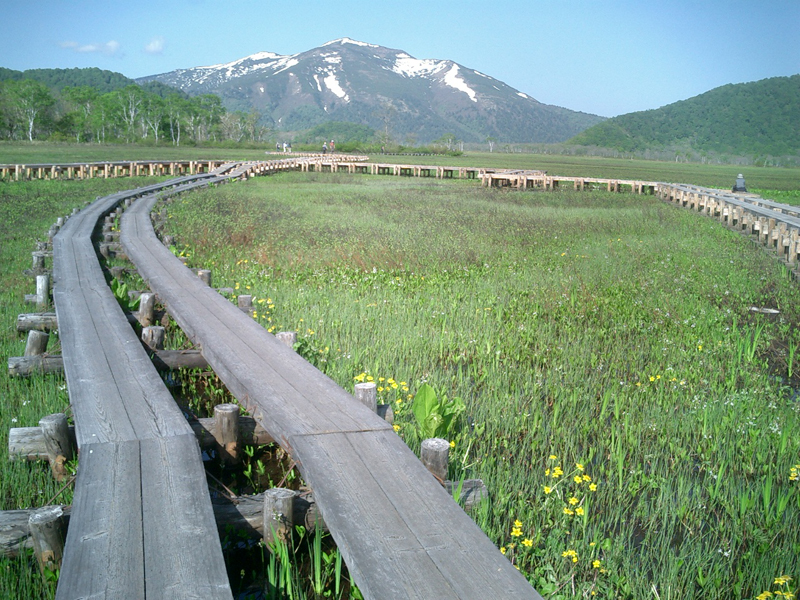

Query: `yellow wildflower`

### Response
(568, 497, 579, 505)
(521, 538, 533, 547)
(575, 507, 585, 516)
(576, 463, 584, 471)
(514, 519, 522, 528)
(511, 527, 522, 537)
(543, 486, 552, 494)
(549, 454, 558, 460)
(563, 507, 574, 516)
(589, 483, 598, 491)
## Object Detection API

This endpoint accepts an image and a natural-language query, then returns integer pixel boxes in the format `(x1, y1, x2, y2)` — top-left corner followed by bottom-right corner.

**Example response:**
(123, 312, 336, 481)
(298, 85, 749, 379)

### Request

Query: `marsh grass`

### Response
(165, 171, 800, 599)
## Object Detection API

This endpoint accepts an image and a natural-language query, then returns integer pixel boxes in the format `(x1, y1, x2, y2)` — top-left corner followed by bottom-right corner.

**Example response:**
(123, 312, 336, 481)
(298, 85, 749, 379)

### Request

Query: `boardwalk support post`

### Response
(354, 382, 377, 413)
(263, 488, 295, 547)
(137, 292, 155, 327)
(24, 331, 49, 357)
(213, 403, 240, 465)
(39, 414, 73, 481)
(36, 274, 50, 308)
(197, 269, 212, 286)
(275, 331, 297, 348)
(421, 438, 450, 483)
(29, 506, 65, 578)
(141, 326, 165, 350)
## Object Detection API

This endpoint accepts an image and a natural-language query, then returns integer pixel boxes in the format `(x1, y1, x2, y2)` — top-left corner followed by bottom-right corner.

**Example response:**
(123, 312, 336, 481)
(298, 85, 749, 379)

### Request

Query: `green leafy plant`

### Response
(411, 383, 465, 439)
(109, 277, 141, 312)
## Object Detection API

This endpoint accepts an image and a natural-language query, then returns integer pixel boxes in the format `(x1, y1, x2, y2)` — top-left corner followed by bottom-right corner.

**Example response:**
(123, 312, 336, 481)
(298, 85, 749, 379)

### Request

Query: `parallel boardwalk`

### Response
(52, 172, 234, 599)
(657, 183, 800, 267)
(121, 168, 541, 599)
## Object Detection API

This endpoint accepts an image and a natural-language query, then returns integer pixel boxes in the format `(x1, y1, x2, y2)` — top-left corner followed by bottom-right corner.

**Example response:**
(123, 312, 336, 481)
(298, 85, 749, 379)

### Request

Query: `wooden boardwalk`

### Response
(51, 172, 236, 599)
(657, 183, 800, 266)
(121, 164, 541, 599)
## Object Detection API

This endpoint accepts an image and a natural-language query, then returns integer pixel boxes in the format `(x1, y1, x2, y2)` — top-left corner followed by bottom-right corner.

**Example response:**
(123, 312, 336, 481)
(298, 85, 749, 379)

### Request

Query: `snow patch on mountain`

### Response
(323, 38, 378, 48)
(392, 53, 446, 78)
(324, 73, 349, 102)
(443, 65, 477, 102)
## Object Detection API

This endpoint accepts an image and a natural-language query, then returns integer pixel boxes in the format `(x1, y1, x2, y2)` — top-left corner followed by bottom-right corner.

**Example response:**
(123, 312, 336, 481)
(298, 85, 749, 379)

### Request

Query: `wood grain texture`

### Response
(52, 178, 233, 600)
(57, 441, 145, 599)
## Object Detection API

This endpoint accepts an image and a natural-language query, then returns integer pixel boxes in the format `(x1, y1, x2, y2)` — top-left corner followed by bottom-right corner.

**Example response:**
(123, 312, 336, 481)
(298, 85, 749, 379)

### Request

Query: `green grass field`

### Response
(1, 148, 799, 599)
(163, 171, 800, 599)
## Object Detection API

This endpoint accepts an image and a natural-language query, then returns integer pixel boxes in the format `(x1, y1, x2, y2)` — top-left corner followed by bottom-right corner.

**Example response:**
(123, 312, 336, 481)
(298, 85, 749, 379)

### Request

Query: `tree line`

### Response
(0, 79, 270, 145)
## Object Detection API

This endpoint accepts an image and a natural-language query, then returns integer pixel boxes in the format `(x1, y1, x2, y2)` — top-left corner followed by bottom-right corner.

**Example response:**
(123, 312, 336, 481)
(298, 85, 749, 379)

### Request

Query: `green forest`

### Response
(568, 75, 800, 158)
(0, 67, 268, 145)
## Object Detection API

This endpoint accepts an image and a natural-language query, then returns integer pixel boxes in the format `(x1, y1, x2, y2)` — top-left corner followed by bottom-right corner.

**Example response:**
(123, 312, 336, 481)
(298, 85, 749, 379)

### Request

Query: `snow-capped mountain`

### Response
(137, 38, 603, 143)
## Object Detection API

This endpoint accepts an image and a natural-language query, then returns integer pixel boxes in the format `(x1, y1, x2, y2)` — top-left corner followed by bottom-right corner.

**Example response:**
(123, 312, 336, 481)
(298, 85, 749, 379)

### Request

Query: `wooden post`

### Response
(197, 269, 212, 286)
(163, 235, 175, 247)
(137, 292, 155, 326)
(354, 382, 377, 413)
(36, 274, 50, 308)
(141, 326, 165, 350)
(237, 295, 253, 314)
(275, 331, 297, 348)
(28, 506, 65, 577)
(24, 331, 49, 357)
(213, 403, 240, 464)
(32, 251, 45, 270)
(39, 414, 73, 481)
(420, 438, 450, 483)
(263, 488, 295, 546)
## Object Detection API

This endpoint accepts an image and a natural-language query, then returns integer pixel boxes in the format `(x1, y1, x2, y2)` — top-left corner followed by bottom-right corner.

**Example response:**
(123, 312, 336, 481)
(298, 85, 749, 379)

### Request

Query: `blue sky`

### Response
(3, 0, 798, 117)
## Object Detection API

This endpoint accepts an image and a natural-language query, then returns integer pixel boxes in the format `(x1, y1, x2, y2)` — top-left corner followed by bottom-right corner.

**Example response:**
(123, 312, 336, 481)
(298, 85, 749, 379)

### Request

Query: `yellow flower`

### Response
(593, 560, 602, 569)
(521, 538, 533, 547)
(563, 507, 574, 516)
(698, 344, 703, 351)
(649, 376, 655, 382)
(775, 575, 793, 586)
(582, 474, 592, 482)
(500, 547, 506, 555)
(514, 519, 523, 528)
(354, 373, 366, 382)
(589, 483, 597, 491)
(568, 497, 579, 505)
(511, 527, 522, 537)
(575, 506, 585, 516)
(449, 440, 455, 449)
(545, 468, 550, 476)
(252, 311, 258, 318)
(543, 486, 552, 494)
(576, 463, 584, 471)
(367, 375, 374, 382)
(549, 454, 558, 460)
(392, 424, 400, 432)
(377, 387, 384, 392)
(574, 475, 583, 484)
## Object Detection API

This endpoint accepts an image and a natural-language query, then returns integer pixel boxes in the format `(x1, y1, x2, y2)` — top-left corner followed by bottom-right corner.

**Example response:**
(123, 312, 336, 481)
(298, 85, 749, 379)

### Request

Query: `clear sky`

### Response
(2, 0, 798, 117)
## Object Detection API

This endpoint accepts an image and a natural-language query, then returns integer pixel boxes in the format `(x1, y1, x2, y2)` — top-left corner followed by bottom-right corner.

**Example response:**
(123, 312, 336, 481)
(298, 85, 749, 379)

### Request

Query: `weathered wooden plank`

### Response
(122, 196, 390, 441)
(140, 434, 231, 599)
(57, 441, 145, 599)
(292, 430, 539, 599)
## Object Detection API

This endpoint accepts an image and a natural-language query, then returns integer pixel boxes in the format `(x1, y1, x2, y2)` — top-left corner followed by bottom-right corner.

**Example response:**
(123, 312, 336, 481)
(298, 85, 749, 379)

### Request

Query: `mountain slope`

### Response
(138, 38, 604, 143)
(568, 75, 800, 156)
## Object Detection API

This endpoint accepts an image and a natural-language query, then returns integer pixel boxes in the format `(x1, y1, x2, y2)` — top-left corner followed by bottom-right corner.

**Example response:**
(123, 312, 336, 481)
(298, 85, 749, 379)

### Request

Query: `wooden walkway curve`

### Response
(51, 171, 238, 599)
(20, 154, 798, 599)
(120, 161, 541, 599)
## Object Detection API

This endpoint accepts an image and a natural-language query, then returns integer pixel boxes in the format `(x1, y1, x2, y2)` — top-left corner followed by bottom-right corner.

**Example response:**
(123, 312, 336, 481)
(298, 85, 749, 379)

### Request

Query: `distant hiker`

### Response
(276, 142, 281, 152)
(732, 174, 747, 193)
(330, 139, 336, 152)
(287, 142, 292, 152)
(283, 142, 288, 153)
(322, 142, 328, 154)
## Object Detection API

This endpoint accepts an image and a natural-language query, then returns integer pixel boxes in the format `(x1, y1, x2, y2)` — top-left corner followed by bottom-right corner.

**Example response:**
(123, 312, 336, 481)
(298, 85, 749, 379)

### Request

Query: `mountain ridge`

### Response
(567, 74, 800, 157)
(137, 38, 605, 144)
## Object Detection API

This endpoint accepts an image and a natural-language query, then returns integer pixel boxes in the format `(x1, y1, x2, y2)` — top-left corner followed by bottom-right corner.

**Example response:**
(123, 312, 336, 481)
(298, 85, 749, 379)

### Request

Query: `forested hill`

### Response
(0, 67, 179, 97)
(567, 75, 800, 157)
